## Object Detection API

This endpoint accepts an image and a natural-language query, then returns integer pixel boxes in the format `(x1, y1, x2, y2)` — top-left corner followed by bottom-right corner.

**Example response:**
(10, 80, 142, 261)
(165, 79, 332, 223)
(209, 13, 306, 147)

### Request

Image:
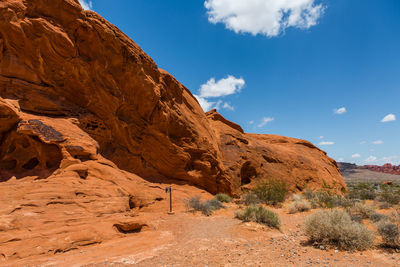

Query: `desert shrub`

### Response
(347, 183, 377, 200)
(370, 213, 389, 223)
(186, 196, 202, 211)
(288, 195, 311, 214)
(241, 192, 260, 206)
(186, 196, 224, 216)
(350, 203, 376, 219)
(378, 187, 400, 205)
(253, 179, 287, 206)
(303, 209, 374, 250)
(378, 221, 400, 248)
(235, 205, 280, 229)
(332, 195, 357, 208)
(378, 202, 392, 210)
(215, 193, 232, 203)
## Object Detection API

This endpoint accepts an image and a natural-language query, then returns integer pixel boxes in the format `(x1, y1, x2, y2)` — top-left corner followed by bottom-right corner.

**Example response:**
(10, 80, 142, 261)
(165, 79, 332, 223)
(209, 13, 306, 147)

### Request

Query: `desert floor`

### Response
(7, 198, 399, 267)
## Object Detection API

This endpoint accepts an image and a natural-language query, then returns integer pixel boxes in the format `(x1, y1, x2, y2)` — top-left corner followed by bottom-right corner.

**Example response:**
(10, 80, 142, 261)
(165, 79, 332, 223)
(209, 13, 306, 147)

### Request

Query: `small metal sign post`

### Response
(165, 186, 174, 215)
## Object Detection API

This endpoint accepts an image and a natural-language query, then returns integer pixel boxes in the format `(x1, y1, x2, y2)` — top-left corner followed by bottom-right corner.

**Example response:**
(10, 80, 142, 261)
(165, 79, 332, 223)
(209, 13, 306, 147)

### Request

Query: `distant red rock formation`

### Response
(363, 164, 400, 175)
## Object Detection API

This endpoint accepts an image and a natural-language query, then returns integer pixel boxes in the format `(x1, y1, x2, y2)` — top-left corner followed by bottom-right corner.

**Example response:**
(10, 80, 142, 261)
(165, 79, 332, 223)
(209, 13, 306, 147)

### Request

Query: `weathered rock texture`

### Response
(206, 110, 345, 192)
(0, 0, 346, 263)
(363, 164, 400, 176)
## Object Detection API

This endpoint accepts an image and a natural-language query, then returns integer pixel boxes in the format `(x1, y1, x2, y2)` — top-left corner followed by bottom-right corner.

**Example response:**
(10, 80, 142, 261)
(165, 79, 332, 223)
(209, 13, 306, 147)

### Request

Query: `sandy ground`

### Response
(7, 200, 399, 267)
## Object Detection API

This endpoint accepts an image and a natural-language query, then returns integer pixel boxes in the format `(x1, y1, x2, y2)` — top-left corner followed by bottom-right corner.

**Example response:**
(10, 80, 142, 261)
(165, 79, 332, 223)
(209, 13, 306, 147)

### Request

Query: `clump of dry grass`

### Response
(235, 205, 280, 229)
(378, 221, 400, 248)
(304, 209, 374, 251)
(288, 195, 311, 214)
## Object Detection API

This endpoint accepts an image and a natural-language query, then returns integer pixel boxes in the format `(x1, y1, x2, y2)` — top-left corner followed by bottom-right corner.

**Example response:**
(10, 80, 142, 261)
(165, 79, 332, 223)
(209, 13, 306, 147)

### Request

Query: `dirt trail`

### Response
(7, 203, 400, 266)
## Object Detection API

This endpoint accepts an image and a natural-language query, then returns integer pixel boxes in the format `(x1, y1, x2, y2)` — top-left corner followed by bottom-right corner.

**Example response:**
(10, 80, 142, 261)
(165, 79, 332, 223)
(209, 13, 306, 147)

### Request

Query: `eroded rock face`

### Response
(206, 109, 346, 192)
(0, 0, 230, 193)
(0, 0, 346, 262)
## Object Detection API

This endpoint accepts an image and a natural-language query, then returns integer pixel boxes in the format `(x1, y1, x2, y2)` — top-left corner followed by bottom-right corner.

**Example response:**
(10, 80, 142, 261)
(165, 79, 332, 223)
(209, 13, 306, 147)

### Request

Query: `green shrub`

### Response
(235, 205, 280, 229)
(378, 221, 400, 248)
(253, 179, 287, 206)
(186, 196, 224, 216)
(215, 193, 232, 203)
(241, 193, 260, 206)
(303, 209, 374, 251)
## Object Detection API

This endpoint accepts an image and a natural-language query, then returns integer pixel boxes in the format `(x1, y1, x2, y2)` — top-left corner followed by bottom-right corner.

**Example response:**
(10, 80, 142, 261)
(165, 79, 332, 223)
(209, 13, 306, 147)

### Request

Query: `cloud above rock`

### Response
(204, 0, 325, 37)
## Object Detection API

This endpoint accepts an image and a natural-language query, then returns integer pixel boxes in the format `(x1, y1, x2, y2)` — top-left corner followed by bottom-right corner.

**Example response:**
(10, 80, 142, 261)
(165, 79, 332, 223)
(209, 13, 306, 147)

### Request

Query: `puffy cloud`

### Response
(195, 75, 244, 111)
(352, 153, 361, 158)
(199, 75, 245, 97)
(249, 120, 254, 125)
(78, 0, 92, 10)
(372, 140, 383, 145)
(333, 107, 346, 115)
(381, 113, 396, 123)
(319, 136, 324, 139)
(258, 117, 274, 127)
(319, 141, 334, 146)
(204, 0, 325, 37)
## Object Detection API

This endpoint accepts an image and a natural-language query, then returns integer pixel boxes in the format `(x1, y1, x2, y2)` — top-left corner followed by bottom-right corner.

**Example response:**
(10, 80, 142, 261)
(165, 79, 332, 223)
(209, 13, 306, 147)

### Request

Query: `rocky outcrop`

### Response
(206, 110, 345, 192)
(0, 0, 346, 262)
(0, 0, 230, 193)
(363, 164, 400, 176)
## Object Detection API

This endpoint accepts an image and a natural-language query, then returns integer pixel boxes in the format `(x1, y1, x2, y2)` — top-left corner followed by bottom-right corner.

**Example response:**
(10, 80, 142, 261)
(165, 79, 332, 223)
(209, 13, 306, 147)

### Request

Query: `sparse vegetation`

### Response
(235, 205, 280, 229)
(288, 195, 311, 214)
(303, 209, 374, 250)
(215, 193, 232, 203)
(186, 196, 224, 216)
(370, 213, 389, 223)
(378, 221, 400, 248)
(240, 192, 260, 206)
(350, 202, 376, 219)
(253, 179, 287, 206)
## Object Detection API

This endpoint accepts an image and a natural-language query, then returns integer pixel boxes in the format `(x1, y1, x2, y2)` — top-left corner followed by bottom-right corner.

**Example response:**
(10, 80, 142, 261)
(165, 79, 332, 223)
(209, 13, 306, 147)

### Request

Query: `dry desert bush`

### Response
(185, 196, 224, 216)
(235, 205, 280, 229)
(288, 195, 311, 214)
(304, 209, 374, 251)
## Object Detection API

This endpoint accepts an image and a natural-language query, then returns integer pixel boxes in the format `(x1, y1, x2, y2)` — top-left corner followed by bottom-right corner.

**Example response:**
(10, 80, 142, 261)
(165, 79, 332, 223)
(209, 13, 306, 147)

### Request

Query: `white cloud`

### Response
(199, 76, 245, 98)
(333, 107, 346, 115)
(381, 113, 396, 123)
(319, 141, 334, 146)
(258, 117, 274, 127)
(319, 136, 324, 139)
(352, 153, 361, 158)
(338, 157, 344, 162)
(195, 75, 244, 111)
(222, 102, 234, 111)
(364, 156, 377, 163)
(204, 0, 325, 37)
(360, 141, 366, 145)
(79, 0, 92, 10)
(249, 120, 254, 125)
(372, 140, 383, 145)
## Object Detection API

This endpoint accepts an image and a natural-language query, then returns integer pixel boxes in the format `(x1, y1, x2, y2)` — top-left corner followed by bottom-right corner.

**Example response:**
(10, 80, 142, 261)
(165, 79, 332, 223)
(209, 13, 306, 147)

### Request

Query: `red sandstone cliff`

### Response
(0, 0, 346, 261)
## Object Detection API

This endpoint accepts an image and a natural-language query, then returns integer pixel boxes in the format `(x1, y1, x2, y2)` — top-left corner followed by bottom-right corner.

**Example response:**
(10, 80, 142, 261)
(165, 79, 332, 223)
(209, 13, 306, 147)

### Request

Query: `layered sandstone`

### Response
(0, 0, 346, 262)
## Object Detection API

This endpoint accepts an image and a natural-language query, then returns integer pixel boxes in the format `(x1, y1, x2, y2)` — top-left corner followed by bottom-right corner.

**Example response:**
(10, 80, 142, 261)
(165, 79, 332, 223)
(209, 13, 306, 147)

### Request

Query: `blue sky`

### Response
(79, 0, 400, 165)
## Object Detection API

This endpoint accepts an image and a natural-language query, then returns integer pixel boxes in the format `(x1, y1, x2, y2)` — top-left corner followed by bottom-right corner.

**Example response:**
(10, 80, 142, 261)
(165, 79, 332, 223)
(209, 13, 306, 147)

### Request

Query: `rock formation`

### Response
(363, 164, 400, 176)
(0, 0, 346, 262)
